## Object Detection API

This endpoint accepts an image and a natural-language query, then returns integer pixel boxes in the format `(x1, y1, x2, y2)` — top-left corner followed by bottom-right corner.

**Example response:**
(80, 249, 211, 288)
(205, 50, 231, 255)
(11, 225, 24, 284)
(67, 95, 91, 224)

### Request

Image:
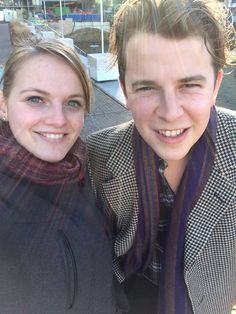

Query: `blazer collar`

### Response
(185, 109, 236, 269)
(102, 123, 139, 229)
(106, 122, 134, 177)
(185, 166, 236, 270)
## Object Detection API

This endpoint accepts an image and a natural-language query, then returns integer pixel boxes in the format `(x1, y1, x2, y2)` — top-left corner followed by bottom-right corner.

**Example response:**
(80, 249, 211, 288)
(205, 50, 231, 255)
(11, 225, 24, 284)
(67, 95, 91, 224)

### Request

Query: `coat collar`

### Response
(101, 122, 138, 255)
(105, 121, 134, 178)
(185, 108, 236, 269)
(184, 167, 236, 270)
(102, 123, 138, 230)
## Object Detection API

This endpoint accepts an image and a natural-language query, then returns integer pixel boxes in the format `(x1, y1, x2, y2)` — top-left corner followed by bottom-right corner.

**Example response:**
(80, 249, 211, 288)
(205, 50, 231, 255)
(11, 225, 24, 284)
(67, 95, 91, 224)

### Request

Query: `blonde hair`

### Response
(0, 38, 92, 112)
(110, 0, 236, 81)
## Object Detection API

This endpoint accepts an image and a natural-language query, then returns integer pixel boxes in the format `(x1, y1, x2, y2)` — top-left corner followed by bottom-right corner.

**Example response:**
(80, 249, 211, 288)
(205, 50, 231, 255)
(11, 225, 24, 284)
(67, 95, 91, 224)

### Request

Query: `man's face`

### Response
(122, 33, 222, 165)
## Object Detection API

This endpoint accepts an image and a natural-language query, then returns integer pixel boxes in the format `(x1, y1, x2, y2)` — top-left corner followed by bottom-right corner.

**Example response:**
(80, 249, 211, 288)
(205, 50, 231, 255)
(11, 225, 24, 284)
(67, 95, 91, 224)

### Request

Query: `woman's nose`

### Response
(45, 103, 67, 127)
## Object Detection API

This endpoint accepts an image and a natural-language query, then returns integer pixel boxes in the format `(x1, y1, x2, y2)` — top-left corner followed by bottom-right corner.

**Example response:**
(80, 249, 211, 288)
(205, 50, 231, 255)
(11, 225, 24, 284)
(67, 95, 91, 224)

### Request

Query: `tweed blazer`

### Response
(87, 107, 236, 314)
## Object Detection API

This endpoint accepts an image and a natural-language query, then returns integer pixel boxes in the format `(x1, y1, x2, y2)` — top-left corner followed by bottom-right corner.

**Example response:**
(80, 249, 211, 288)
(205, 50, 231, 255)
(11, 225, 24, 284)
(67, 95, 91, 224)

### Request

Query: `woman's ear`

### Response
(0, 91, 8, 121)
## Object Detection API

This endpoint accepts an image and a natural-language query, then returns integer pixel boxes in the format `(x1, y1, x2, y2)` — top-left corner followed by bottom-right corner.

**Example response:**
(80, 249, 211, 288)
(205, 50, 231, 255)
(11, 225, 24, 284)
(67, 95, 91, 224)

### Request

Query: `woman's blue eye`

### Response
(67, 100, 83, 108)
(27, 96, 43, 103)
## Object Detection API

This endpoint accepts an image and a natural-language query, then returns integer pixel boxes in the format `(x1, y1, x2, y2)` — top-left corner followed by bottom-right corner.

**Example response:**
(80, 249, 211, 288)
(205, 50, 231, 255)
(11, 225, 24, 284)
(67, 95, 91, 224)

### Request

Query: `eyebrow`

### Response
(20, 88, 50, 95)
(20, 88, 85, 99)
(68, 94, 85, 99)
(131, 75, 206, 88)
(178, 75, 206, 83)
(131, 80, 156, 88)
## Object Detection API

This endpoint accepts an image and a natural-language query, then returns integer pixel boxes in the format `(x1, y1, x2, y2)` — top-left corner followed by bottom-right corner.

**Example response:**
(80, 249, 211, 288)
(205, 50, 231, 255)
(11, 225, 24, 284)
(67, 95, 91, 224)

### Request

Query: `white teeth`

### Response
(42, 133, 64, 139)
(158, 129, 184, 137)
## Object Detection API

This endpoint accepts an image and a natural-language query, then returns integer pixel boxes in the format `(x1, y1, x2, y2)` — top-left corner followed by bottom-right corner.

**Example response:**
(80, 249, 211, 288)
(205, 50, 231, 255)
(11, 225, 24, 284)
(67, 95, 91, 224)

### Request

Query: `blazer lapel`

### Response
(184, 167, 236, 271)
(101, 126, 140, 256)
(102, 127, 138, 218)
(102, 123, 136, 208)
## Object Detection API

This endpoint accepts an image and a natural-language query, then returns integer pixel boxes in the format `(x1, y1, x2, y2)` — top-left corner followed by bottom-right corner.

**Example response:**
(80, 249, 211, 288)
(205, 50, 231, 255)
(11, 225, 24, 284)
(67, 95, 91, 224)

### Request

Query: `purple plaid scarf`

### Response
(124, 107, 217, 313)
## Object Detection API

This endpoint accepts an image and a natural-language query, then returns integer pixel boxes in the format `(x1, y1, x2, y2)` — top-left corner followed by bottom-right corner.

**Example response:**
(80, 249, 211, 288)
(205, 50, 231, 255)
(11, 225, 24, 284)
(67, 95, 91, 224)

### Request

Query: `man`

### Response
(87, 0, 236, 313)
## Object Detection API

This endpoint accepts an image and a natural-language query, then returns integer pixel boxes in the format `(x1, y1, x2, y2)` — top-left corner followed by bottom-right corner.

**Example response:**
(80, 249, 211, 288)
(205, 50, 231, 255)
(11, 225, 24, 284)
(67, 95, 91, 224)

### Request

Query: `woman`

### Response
(0, 38, 119, 313)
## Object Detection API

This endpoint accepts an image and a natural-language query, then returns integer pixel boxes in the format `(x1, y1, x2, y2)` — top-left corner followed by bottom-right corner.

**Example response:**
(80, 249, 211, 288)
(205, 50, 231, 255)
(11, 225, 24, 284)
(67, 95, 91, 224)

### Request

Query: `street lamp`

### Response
(100, 0, 104, 53)
(59, 0, 64, 37)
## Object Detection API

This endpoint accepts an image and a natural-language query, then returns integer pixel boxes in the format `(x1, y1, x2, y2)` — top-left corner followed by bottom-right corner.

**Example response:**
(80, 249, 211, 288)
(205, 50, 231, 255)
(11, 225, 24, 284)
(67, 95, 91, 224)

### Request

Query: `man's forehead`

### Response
(127, 32, 206, 49)
(125, 33, 214, 71)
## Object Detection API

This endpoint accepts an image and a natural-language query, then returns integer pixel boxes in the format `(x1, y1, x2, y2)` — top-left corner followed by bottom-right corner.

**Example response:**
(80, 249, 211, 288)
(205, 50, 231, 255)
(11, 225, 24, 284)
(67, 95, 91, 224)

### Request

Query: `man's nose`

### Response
(158, 90, 184, 122)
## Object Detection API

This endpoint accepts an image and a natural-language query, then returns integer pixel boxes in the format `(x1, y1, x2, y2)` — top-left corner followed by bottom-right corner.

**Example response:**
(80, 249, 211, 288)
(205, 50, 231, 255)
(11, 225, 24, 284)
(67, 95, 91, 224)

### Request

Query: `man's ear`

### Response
(119, 79, 131, 110)
(213, 70, 223, 104)
(119, 79, 127, 99)
(0, 91, 8, 121)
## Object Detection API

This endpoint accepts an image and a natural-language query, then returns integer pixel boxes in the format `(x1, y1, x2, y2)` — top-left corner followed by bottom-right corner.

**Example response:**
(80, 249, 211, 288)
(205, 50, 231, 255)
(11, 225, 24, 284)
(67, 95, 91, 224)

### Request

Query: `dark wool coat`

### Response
(0, 167, 120, 314)
(87, 108, 236, 314)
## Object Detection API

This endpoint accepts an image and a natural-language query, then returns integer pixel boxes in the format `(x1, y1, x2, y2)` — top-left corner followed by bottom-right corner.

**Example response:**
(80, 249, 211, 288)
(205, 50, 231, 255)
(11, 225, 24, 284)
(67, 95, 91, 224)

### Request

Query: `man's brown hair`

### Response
(110, 0, 236, 81)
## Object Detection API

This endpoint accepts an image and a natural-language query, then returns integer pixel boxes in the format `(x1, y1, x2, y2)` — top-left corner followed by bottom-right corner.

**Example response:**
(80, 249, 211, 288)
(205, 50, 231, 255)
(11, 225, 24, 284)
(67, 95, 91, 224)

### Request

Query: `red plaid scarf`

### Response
(0, 122, 86, 185)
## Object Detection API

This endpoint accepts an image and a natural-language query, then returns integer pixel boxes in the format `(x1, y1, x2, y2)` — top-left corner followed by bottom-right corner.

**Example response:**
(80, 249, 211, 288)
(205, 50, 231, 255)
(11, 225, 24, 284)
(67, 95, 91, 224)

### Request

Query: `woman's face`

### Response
(1, 54, 86, 163)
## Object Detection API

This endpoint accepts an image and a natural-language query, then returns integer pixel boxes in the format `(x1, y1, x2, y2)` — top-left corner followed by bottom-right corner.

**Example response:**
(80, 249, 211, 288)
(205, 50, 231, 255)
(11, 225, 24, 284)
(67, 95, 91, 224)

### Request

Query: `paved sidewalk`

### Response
(0, 23, 11, 64)
(81, 86, 132, 139)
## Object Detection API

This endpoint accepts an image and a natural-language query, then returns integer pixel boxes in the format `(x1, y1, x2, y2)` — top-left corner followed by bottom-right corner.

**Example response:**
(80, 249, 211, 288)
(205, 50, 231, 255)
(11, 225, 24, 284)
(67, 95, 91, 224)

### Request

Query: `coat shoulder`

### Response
(87, 120, 134, 163)
(216, 107, 236, 136)
(216, 107, 236, 154)
(215, 107, 236, 170)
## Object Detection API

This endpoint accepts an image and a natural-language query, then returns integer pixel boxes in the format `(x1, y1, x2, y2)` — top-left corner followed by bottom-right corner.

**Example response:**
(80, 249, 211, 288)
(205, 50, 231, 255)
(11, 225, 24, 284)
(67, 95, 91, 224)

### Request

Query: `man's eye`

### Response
(182, 83, 201, 88)
(67, 100, 83, 109)
(136, 86, 153, 92)
(27, 96, 43, 103)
